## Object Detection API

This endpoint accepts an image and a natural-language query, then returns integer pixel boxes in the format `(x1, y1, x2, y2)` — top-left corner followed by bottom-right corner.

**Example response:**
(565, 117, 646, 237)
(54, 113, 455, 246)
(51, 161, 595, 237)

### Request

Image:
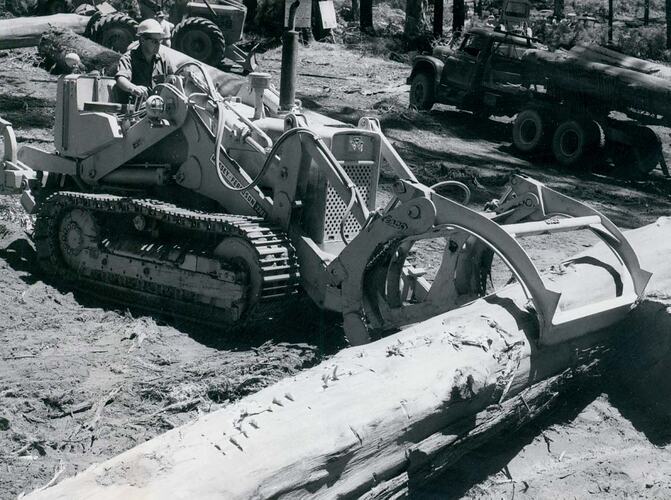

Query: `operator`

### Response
(115, 19, 176, 103)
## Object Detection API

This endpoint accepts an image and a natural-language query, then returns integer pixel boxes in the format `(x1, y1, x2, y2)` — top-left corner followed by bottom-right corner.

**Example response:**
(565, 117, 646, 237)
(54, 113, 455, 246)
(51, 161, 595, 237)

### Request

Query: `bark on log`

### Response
(24, 217, 671, 499)
(37, 28, 121, 76)
(0, 14, 89, 50)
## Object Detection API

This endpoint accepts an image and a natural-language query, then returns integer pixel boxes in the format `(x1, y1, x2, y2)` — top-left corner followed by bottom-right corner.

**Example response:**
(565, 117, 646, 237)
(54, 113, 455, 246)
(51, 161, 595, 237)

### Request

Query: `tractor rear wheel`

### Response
(409, 72, 435, 111)
(512, 107, 550, 154)
(88, 13, 137, 53)
(172, 17, 226, 67)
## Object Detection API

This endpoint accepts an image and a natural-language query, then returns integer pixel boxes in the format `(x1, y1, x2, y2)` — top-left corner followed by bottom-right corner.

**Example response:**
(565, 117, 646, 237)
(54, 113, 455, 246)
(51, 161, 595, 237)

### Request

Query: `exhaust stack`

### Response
(279, 0, 300, 112)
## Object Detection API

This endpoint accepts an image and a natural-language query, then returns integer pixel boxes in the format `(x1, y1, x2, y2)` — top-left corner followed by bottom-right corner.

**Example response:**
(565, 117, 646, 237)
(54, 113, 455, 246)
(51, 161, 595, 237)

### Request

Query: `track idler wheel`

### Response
(58, 208, 100, 270)
(214, 237, 263, 319)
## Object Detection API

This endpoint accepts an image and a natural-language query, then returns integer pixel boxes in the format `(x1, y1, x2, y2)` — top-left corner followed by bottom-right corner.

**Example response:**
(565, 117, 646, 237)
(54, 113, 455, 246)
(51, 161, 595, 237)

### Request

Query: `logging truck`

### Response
(408, 27, 671, 177)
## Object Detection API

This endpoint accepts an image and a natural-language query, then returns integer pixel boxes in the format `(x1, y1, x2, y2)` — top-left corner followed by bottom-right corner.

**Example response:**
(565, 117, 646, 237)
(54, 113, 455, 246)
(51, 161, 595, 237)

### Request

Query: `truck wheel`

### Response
(89, 13, 137, 53)
(551, 119, 589, 167)
(512, 108, 548, 153)
(172, 17, 226, 68)
(611, 126, 661, 178)
(409, 72, 435, 111)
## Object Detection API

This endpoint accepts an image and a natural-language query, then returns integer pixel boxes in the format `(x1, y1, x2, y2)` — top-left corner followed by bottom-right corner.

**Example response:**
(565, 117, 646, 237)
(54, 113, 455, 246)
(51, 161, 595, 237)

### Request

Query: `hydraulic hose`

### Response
(430, 180, 471, 205)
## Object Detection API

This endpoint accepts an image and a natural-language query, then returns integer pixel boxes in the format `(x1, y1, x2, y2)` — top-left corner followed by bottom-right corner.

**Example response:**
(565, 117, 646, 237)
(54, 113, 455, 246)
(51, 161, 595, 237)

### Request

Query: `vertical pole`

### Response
(608, 0, 614, 44)
(280, 0, 300, 112)
(667, 0, 671, 49)
(434, 0, 444, 37)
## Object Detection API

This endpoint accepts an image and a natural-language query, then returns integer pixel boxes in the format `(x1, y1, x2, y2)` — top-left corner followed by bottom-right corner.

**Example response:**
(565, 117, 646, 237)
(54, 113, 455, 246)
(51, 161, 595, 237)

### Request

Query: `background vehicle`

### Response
(408, 27, 671, 177)
(43, 0, 256, 72)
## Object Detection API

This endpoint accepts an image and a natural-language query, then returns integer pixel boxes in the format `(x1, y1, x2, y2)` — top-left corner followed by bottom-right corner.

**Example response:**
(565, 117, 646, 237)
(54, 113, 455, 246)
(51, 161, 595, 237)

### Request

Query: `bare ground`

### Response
(0, 41, 670, 498)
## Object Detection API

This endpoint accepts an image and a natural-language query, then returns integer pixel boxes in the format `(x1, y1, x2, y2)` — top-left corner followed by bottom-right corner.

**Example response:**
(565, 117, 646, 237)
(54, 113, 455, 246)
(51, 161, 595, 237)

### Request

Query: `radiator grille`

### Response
(323, 162, 374, 242)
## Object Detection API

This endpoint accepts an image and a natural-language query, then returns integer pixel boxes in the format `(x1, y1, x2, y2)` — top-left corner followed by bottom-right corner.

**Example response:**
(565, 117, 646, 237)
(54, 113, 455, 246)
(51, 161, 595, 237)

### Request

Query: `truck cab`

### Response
(408, 27, 535, 114)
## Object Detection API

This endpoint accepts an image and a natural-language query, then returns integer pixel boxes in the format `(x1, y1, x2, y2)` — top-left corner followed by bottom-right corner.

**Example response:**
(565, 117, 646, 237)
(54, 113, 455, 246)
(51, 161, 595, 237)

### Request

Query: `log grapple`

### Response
(0, 41, 650, 346)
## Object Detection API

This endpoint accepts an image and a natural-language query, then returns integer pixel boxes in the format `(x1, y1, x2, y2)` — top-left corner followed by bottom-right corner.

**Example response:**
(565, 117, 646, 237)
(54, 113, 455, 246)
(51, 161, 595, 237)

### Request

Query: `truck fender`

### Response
(408, 56, 444, 87)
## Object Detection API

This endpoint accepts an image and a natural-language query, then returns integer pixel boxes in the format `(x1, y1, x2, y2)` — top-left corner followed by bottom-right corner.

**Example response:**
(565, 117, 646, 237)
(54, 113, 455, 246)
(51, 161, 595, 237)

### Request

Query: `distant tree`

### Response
(644, 0, 650, 25)
(404, 0, 425, 38)
(609, 0, 613, 43)
(453, 0, 465, 33)
(554, 0, 563, 19)
(360, 0, 373, 33)
(434, 0, 444, 37)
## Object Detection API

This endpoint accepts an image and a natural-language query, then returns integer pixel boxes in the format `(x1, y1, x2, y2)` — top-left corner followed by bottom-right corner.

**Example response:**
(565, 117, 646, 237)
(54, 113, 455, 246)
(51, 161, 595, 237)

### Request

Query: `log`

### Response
(0, 14, 89, 50)
(24, 218, 671, 499)
(37, 28, 121, 76)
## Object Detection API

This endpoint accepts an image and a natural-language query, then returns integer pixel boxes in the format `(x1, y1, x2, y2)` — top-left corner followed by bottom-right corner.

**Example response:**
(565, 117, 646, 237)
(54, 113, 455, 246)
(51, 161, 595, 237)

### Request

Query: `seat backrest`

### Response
(75, 75, 118, 109)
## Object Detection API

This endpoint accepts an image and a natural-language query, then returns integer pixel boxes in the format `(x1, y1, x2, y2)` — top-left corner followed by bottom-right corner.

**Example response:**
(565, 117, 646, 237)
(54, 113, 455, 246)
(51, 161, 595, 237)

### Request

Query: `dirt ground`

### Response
(1, 40, 671, 499)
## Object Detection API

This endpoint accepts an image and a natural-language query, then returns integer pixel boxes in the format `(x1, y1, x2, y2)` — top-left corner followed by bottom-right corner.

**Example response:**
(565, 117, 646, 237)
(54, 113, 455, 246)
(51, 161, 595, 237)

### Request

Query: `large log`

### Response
(25, 218, 671, 499)
(38, 28, 121, 76)
(0, 14, 89, 50)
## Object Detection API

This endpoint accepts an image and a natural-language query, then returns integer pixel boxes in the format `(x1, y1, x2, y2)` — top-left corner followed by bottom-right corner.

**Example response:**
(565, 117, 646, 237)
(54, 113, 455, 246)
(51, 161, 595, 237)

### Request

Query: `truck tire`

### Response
(88, 13, 137, 53)
(409, 72, 435, 111)
(551, 119, 591, 167)
(512, 108, 549, 153)
(172, 17, 226, 68)
(611, 126, 661, 178)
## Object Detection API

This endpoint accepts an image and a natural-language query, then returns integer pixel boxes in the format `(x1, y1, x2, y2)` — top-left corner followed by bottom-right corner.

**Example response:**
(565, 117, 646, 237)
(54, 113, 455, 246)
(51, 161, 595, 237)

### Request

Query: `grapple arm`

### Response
(330, 174, 650, 346)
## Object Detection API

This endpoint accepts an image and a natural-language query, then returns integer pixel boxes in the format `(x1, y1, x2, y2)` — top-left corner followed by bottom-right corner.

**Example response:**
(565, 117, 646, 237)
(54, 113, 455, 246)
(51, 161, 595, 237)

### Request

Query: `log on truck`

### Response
(408, 27, 671, 177)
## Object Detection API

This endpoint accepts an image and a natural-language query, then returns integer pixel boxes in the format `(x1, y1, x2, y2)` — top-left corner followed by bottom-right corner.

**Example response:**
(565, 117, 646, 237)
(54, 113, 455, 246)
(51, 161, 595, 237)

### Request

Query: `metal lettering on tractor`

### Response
(349, 136, 365, 153)
(210, 154, 267, 218)
(382, 214, 408, 231)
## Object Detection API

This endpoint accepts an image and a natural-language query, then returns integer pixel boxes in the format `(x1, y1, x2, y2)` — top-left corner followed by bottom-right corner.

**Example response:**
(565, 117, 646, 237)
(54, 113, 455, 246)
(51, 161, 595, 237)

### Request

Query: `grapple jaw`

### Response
(333, 174, 650, 346)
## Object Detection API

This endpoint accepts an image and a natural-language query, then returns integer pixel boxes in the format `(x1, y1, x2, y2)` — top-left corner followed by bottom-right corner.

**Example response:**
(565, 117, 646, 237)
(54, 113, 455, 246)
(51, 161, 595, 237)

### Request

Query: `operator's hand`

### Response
(131, 85, 149, 99)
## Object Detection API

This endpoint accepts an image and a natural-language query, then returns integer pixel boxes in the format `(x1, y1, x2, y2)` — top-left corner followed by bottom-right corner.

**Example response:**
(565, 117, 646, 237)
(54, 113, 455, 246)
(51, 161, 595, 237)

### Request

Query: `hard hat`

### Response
(64, 52, 81, 68)
(137, 19, 165, 38)
(156, 10, 167, 18)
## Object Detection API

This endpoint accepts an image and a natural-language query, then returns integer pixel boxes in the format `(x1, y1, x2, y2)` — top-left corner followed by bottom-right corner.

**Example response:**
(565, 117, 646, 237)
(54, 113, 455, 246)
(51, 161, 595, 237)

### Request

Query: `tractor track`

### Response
(33, 191, 302, 328)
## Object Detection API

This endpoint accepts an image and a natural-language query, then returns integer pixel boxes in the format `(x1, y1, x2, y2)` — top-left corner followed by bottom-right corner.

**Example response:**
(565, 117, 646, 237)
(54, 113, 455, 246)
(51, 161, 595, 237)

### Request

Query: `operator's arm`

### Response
(116, 75, 149, 99)
(115, 51, 149, 99)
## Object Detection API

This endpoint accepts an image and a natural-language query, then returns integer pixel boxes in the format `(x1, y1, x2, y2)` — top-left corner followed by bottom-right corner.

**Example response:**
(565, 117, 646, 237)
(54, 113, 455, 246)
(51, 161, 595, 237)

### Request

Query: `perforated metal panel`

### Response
(324, 162, 374, 242)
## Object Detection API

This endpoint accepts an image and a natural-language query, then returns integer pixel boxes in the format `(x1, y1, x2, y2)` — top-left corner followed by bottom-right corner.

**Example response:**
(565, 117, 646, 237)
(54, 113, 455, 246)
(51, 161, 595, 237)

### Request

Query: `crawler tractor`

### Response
(0, 13, 650, 346)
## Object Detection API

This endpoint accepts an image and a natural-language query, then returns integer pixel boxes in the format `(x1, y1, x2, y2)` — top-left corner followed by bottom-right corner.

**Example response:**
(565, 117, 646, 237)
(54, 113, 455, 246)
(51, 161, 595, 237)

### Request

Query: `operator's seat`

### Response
(55, 74, 124, 158)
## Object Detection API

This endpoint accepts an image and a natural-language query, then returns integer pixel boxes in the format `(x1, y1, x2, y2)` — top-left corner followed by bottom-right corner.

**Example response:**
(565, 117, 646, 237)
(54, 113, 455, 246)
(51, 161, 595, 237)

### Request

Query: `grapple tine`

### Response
(491, 174, 651, 345)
